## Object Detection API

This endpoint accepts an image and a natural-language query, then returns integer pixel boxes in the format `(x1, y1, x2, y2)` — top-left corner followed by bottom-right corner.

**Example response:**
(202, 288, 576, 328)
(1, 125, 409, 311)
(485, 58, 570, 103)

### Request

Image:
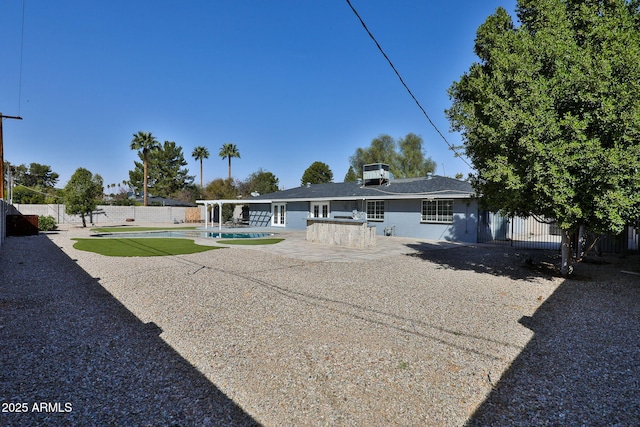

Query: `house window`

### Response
(366, 200, 384, 221)
(422, 199, 453, 223)
(310, 202, 330, 218)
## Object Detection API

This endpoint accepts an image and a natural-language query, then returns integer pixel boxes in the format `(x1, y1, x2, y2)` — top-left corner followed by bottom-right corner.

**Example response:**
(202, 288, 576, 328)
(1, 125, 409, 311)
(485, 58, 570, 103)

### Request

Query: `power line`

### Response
(344, 0, 472, 169)
(13, 183, 63, 199)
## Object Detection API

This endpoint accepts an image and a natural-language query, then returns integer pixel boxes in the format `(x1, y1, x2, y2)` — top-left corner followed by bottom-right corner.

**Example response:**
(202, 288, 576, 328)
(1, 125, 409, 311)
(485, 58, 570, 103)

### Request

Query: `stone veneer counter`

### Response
(306, 218, 376, 248)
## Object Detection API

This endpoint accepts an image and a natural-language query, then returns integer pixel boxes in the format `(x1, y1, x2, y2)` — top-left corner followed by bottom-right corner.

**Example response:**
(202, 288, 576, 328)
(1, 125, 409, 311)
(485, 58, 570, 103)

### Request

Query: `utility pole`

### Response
(0, 113, 23, 201)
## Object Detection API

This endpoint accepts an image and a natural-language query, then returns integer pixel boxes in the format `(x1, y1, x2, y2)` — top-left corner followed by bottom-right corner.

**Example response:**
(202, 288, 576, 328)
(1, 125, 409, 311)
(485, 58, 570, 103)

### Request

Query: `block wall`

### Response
(11, 204, 207, 225)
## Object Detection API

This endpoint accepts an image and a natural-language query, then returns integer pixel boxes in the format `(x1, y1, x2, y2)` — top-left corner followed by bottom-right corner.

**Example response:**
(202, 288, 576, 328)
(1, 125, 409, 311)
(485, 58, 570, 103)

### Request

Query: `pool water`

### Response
(92, 231, 275, 239)
(202, 232, 275, 239)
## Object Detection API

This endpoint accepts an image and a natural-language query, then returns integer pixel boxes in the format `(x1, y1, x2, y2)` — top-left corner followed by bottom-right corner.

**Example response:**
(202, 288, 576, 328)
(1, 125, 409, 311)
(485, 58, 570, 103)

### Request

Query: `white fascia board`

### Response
(196, 199, 272, 204)
(243, 193, 475, 203)
(198, 192, 475, 205)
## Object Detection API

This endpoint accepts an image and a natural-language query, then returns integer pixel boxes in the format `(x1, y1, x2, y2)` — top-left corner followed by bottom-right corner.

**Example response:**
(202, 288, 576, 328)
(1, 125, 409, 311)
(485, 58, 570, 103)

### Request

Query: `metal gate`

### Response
(478, 211, 638, 253)
(583, 227, 639, 254)
(478, 212, 561, 250)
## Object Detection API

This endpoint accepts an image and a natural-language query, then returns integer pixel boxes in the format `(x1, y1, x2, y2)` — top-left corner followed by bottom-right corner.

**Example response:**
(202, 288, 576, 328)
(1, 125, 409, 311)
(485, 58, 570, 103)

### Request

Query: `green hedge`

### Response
(38, 215, 58, 231)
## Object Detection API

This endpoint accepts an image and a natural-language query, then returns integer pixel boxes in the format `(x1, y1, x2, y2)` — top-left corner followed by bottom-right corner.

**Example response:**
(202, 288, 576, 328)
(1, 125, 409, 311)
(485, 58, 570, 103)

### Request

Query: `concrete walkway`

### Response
(197, 228, 471, 262)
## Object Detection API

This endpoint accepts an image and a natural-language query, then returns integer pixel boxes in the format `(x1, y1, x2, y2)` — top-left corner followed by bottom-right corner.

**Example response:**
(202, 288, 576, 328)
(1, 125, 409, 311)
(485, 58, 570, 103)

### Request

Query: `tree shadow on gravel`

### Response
(407, 243, 640, 424)
(462, 252, 640, 426)
(0, 235, 260, 427)
(404, 243, 562, 281)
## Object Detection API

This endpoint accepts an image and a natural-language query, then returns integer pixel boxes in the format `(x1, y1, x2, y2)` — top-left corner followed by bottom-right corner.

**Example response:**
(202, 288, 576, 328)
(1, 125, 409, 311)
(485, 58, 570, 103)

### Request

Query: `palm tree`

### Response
(219, 143, 240, 180)
(130, 131, 160, 206)
(191, 146, 210, 188)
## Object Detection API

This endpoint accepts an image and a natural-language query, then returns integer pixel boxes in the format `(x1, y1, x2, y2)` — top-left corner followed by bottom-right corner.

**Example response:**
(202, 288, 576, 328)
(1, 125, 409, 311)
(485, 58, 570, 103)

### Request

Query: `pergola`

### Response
(195, 199, 272, 231)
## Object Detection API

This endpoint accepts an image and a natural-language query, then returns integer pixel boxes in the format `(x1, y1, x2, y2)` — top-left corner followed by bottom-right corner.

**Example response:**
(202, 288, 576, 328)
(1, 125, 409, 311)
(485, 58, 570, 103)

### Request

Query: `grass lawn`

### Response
(72, 238, 222, 257)
(91, 226, 198, 233)
(217, 238, 285, 245)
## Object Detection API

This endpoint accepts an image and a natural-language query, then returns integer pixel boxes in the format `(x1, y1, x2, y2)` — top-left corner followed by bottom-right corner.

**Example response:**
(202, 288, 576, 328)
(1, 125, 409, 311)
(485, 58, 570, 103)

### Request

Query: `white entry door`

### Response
(272, 203, 286, 226)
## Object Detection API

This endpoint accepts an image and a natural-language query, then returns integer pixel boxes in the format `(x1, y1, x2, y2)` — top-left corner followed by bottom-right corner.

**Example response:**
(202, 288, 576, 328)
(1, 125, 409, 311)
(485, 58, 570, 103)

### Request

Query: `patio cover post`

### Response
(217, 201, 223, 231)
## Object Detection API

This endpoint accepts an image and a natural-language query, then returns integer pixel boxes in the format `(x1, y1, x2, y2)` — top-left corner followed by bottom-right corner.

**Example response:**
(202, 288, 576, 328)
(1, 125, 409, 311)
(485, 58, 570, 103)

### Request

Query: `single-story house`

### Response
(198, 170, 478, 243)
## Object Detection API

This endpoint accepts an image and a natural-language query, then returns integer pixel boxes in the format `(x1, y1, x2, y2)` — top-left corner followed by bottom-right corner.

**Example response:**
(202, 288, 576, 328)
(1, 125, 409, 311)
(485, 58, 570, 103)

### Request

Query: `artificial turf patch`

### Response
(216, 238, 284, 245)
(72, 238, 221, 257)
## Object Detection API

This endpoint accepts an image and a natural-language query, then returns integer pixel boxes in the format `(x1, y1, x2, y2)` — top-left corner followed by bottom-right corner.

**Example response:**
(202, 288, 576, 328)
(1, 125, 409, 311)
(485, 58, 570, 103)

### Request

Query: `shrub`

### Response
(38, 215, 58, 231)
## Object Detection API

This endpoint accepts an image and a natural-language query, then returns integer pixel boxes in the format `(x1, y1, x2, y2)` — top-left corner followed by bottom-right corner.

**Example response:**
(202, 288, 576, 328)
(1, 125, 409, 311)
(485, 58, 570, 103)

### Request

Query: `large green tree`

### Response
(344, 166, 359, 182)
(238, 168, 280, 196)
(192, 146, 210, 188)
(8, 162, 60, 203)
(63, 167, 103, 227)
(11, 162, 59, 188)
(349, 133, 436, 179)
(219, 143, 240, 180)
(11, 186, 45, 204)
(205, 178, 238, 222)
(447, 0, 640, 275)
(129, 141, 195, 200)
(301, 161, 333, 185)
(130, 131, 160, 206)
(350, 134, 398, 176)
(397, 133, 437, 178)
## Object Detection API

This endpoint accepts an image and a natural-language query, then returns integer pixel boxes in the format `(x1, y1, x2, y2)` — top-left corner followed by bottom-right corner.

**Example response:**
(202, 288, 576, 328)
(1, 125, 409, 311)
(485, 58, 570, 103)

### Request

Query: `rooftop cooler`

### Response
(363, 163, 393, 185)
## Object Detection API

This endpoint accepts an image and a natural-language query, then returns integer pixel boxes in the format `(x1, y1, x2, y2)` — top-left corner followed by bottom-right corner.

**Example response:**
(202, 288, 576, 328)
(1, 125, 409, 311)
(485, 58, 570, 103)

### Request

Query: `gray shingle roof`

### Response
(248, 175, 475, 202)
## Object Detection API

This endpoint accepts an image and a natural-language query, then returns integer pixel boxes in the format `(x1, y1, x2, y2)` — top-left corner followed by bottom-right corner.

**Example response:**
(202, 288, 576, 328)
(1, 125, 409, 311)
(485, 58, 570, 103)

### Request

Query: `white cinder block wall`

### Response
(12, 204, 207, 225)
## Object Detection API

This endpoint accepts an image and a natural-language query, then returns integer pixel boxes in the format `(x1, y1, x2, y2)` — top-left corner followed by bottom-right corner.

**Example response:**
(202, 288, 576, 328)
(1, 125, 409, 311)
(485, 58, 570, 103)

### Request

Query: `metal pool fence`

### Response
(477, 212, 638, 253)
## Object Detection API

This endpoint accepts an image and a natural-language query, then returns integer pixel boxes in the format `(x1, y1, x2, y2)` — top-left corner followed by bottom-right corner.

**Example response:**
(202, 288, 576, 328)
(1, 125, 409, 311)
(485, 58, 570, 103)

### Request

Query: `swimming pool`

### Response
(92, 231, 275, 239)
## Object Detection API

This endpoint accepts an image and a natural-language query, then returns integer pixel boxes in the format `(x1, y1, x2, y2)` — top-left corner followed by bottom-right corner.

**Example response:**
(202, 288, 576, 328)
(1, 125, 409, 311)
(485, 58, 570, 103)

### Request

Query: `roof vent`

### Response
(305, 182, 311, 188)
(426, 172, 433, 179)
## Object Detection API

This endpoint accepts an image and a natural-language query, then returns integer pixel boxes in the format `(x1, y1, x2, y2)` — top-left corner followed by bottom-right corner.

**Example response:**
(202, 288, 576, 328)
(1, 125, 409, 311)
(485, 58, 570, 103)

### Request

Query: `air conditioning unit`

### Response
(362, 163, 393, 185)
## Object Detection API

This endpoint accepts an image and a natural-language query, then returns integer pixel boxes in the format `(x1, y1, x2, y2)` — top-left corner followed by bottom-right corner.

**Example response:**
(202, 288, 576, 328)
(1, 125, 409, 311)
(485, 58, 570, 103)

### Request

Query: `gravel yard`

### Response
(1, 226, 638, 426)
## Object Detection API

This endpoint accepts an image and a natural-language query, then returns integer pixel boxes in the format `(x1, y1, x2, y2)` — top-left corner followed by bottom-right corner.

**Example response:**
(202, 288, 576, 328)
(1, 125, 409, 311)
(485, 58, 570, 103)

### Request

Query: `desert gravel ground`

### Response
(1, 225, 639, 426)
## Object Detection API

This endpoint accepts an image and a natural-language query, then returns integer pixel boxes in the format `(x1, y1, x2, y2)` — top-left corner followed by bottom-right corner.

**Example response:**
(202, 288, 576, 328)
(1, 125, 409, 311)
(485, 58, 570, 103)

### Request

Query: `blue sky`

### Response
(1, 0, 517, 191)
